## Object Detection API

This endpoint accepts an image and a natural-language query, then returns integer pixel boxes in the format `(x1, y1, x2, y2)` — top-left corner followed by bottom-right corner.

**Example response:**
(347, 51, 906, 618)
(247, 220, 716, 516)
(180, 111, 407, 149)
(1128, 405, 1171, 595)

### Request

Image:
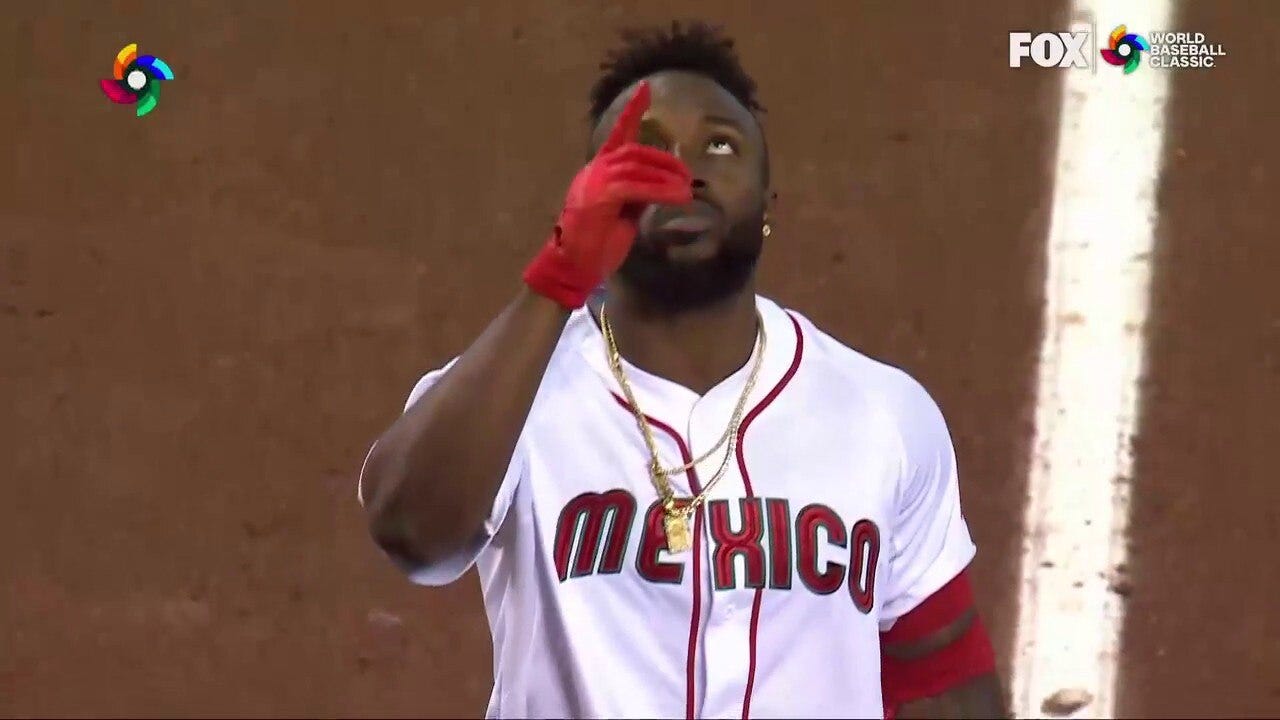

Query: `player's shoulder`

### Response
(771, 299, 944, 426)
(400, 308, 595, 413)
(777, 303, 929, 396)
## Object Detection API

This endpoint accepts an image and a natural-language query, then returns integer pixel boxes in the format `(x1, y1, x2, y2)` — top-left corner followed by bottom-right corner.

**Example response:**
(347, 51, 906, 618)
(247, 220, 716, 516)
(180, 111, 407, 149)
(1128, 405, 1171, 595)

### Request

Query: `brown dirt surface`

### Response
(1117, 3, 1280, 716)
(10, 2, 1275, 719)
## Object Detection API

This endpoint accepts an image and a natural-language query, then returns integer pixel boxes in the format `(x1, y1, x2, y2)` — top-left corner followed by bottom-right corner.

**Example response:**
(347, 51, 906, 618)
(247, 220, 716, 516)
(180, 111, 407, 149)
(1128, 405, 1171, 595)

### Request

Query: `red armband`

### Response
(880, 569, 996, 717)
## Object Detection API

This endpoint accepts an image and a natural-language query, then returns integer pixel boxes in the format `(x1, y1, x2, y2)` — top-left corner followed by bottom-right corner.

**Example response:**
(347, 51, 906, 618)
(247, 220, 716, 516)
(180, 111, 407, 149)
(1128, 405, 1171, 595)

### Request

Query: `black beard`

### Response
(614, 213, 764, 315)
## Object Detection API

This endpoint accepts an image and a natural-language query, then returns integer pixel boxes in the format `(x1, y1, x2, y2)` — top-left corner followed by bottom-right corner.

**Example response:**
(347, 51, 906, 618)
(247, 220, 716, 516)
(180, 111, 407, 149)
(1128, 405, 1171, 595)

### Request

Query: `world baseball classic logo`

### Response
(1100, 25, 1151, 74)
(98, 43, 175, 117)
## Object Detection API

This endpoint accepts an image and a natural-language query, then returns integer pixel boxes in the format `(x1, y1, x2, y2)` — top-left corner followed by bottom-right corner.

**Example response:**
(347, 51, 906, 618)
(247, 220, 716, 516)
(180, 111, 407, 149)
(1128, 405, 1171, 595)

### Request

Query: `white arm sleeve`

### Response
(877, 372, 977, 631)
(357, 357, 527, 586)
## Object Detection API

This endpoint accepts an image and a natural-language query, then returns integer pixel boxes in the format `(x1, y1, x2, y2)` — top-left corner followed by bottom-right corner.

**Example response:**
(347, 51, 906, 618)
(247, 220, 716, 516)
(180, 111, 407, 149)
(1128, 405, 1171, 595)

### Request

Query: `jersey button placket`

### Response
(687, 396, 752, 720)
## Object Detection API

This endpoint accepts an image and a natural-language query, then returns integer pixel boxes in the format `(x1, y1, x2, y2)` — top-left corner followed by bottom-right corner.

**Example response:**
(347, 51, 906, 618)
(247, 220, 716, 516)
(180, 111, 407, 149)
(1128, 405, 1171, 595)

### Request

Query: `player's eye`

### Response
(706, 136, 737, 156)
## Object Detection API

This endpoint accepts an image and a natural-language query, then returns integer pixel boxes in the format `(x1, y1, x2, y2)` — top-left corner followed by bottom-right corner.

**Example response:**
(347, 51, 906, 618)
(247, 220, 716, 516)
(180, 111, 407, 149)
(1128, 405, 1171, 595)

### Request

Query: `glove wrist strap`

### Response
(522, 228, 597, 310)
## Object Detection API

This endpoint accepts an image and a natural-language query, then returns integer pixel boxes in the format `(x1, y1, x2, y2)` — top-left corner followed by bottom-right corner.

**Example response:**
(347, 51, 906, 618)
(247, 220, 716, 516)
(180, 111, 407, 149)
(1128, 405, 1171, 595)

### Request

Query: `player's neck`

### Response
(594, 284, 760, 397)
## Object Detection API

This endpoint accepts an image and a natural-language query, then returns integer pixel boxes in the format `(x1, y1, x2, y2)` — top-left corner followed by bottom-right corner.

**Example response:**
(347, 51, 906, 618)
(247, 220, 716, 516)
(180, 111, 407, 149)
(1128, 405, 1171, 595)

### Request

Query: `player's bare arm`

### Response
(901, 672, 1006, 719)
(359, 288, 570, 568)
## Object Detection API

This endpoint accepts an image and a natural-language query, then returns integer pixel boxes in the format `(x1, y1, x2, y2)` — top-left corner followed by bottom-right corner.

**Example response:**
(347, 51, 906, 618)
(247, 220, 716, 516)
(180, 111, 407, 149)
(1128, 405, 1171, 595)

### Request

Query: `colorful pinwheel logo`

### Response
(98, 43, 174, 117)
(1100, 25, 1150, 74)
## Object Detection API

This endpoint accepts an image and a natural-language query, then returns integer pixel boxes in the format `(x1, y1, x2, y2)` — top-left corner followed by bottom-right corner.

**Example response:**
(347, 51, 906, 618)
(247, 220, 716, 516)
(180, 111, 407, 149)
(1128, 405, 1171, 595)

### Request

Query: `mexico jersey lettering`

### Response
(359, 296, 977, 720)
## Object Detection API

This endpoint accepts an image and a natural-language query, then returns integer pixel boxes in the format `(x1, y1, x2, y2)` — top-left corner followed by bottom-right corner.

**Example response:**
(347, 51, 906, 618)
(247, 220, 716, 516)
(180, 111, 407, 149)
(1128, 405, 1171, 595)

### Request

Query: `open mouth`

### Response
(641, 200, 721, 243)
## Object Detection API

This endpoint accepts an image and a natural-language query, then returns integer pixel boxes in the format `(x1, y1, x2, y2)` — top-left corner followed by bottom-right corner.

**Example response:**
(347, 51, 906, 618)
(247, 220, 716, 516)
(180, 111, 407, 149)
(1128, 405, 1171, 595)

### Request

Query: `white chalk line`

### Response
(1010, 0, 1176, 717)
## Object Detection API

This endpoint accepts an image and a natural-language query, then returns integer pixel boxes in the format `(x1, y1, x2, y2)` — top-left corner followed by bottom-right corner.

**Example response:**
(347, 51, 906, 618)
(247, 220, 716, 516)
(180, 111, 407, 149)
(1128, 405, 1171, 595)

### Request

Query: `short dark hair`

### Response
(588, 21, 766, 127)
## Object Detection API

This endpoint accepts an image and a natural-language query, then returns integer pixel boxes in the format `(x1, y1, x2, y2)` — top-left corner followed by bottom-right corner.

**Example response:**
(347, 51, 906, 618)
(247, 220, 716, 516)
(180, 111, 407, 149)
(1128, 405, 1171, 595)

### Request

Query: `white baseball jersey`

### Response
(360, 295, 976, 720)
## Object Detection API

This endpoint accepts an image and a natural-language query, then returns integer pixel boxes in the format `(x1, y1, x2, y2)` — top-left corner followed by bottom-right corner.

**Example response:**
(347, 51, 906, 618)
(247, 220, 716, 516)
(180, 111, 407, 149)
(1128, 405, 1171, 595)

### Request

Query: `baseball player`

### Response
(359, 21, 1004, 720)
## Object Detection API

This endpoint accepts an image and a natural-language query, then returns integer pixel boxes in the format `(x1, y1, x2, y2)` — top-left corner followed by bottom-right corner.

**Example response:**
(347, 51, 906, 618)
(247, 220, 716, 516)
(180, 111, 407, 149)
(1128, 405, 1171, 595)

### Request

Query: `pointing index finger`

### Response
(599, 81, 650, 155)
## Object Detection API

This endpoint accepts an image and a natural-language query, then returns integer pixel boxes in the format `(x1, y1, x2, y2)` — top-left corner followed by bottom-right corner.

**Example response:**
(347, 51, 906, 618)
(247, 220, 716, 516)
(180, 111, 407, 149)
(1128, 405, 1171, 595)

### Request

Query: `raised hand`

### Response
(523, 81, 693, 309)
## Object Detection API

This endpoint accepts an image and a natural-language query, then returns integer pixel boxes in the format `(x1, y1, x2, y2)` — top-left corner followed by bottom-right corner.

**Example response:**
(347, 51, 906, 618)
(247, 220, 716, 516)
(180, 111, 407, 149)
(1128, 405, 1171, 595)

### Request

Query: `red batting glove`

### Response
(523, 81, 693, 309)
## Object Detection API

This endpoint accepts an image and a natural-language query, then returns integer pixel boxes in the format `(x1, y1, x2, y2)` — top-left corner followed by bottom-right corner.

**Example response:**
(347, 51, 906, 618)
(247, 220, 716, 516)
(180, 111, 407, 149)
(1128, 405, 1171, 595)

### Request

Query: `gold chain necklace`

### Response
(599, 304, 767, 553)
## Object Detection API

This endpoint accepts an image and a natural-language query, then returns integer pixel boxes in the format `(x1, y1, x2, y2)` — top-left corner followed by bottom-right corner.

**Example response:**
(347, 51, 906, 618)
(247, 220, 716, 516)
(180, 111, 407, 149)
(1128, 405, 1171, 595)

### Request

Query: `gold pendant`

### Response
(664, 511, 691, 553)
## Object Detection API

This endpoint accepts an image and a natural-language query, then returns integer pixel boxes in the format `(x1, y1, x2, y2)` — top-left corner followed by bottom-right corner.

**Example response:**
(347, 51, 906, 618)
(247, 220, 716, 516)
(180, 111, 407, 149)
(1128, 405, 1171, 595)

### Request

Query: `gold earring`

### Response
(762, 223, 772, 237)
